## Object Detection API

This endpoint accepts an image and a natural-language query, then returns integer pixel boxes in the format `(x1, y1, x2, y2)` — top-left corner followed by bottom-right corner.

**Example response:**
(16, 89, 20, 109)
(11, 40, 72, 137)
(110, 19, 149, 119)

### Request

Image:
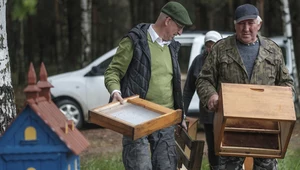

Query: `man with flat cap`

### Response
(196, 3, 294, 170)
(104, 1, 192, 170)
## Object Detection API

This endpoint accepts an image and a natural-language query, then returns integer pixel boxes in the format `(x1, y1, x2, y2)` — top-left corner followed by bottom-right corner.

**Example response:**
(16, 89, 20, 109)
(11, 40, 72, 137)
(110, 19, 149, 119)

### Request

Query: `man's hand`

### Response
(181, 119, 187, 130)
(208, 94, 219, 112)
(112, 92, 124, 104)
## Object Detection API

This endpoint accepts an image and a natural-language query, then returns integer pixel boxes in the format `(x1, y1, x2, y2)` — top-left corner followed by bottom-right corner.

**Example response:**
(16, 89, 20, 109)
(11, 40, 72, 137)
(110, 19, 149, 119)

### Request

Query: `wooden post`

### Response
(244, 157, 253, 170)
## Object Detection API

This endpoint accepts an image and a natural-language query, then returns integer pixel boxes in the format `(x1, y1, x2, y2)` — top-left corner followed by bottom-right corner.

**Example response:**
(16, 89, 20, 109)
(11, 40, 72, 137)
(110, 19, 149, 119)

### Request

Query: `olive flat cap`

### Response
(161, 1, 193, 26)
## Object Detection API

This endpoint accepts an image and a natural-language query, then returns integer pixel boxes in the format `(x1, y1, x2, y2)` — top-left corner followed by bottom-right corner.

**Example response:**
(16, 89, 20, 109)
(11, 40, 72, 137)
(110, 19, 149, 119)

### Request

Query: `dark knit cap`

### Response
(235, 4, 259, 23)
(161, 1, 193, 26)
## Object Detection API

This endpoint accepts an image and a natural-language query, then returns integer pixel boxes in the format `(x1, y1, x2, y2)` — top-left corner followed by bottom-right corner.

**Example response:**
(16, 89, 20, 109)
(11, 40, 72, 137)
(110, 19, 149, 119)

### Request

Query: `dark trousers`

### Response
(204, 123, 219, 169)
(219, 156, 278, 170)
(122, 126, 177, 170)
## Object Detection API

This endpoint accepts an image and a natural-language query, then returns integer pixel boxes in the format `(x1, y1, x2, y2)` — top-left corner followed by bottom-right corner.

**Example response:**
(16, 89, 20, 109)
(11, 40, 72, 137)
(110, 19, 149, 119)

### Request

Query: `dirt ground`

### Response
(79, 124, 123, 158)
(79, 120, 300, 158)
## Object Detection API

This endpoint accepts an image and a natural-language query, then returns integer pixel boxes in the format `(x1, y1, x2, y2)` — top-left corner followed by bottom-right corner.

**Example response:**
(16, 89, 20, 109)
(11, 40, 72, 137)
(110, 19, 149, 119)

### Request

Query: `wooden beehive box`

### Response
(214, 83, 296, 158)
(89, 95, 182, 140)
(184, 117, 198, 159)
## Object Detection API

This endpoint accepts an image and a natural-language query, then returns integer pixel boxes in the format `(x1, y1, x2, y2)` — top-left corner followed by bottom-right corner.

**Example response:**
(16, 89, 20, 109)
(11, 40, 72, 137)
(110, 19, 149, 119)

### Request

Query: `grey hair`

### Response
(256, 16, 262, 24)
(233, 16, 263, 24)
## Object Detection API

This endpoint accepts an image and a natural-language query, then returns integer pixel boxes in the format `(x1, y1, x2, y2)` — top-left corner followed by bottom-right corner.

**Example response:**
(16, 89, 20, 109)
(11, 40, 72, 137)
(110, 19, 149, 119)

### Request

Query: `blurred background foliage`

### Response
(11, 0, 37, 21)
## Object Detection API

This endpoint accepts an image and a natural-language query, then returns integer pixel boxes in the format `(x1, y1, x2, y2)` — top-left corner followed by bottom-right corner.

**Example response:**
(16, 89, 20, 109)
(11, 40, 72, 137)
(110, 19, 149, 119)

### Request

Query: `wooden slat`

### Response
(225, 118, 279, 130)
(89, 111, 134, 137)
(221, 145, 281, 153)
(128, 97, 174, 115)
(92, 95, 139, 112)
(220, 145, 281, 157)
(214, 89, 224, 153)
(218, 151, 282, 159)
(189, 140, 205, 170)
(175, 126, 205, 170)
(133, 110, 181, 140)
(184, 117, 198, 159)
(224, 127, 280, 134)
(280, 121, 295, 157)
(176, 141, 190, 168)
(176, 125, 193, 149)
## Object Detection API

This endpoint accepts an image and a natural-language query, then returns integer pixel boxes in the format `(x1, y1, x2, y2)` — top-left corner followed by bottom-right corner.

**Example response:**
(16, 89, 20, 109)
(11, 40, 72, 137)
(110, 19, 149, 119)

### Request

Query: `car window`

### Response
(99, 57, 113, 72)
(178, 45, 192, 74)
(280, 46, 287, 64)
(85, 57, 113, 76)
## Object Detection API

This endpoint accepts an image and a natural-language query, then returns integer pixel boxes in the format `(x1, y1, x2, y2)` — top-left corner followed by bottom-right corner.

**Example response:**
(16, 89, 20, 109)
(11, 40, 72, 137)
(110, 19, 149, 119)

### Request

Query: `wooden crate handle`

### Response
(250, 88, 264, 92)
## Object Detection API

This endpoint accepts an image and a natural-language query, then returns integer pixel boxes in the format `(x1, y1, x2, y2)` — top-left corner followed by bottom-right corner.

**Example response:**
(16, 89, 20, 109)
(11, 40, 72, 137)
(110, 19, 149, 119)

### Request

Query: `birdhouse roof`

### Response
(22, 62, 90, 155)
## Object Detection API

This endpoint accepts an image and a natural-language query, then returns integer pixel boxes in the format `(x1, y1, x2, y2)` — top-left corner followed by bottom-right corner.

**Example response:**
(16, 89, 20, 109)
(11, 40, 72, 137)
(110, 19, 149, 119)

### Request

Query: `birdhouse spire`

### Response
(37, 62, 53, 101)
(24, 63, 41, 103)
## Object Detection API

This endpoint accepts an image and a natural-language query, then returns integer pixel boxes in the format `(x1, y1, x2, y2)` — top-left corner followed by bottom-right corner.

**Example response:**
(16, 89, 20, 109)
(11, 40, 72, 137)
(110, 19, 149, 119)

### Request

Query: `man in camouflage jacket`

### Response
(196, 4, 294, 170)
(197, 34, 294, 106)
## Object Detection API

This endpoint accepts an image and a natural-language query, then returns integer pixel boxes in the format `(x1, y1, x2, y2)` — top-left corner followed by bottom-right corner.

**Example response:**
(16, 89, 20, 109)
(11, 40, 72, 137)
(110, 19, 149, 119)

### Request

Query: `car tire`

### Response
(56, 99, 84, 129)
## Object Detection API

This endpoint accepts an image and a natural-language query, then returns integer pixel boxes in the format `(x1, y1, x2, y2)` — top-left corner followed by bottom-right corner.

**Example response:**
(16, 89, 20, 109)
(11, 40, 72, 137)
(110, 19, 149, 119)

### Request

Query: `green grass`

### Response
(278, 148, 300, 170)
(80, 152, 210, 170)
(81, 153, 124, 170)
(200, 157, 210, 170)
(80, 149, 300, 170)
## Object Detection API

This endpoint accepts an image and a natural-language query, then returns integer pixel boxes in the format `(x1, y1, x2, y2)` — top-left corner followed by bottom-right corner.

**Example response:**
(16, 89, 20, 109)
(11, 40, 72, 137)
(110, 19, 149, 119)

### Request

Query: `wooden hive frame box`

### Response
(176, 125, 205, 170)
(88, 95, 182, 140)
(214, 83, 296, 158)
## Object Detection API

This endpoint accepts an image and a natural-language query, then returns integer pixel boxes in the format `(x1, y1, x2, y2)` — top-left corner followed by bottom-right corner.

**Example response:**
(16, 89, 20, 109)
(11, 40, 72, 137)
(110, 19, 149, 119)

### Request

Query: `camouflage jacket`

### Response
(196, 34, 294, 107)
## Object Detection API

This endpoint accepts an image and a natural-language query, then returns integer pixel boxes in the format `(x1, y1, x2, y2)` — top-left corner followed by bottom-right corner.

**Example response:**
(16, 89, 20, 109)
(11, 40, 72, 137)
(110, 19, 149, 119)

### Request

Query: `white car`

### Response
(48, 33, 296, 128)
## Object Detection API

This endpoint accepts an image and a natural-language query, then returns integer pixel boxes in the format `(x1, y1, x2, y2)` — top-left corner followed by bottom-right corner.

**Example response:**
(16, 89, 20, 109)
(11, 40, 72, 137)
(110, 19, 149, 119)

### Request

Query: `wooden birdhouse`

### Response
(214, 83, 296, 158)
(89, 95, 182, 140)
(0, 63, 89, 170)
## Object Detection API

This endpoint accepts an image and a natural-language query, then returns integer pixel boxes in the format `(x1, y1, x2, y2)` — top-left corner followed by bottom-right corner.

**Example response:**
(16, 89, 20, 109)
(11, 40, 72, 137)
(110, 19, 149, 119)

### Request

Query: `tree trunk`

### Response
(17, 21, 25, 85)
(54, 0, 69, 73)
(67, 0, 81, 69)
(290, 1, 300, 81)
(200, 0, 226, 30)
(80, 0, 92, 67)
(0, 0, 16, 134)
(281, 0, 299, 87)
(54, 0, 63, 73)
(282, 0, 300, 116)
(227, 0, 234, 31)
(256, 0, 265, 34)
(129, 0, 137, 26)
(61, 0, 69, 71)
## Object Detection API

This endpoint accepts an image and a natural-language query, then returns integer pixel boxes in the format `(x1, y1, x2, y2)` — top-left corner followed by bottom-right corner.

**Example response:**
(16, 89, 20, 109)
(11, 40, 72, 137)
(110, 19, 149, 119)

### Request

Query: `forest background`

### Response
(6, 0, 300, 89)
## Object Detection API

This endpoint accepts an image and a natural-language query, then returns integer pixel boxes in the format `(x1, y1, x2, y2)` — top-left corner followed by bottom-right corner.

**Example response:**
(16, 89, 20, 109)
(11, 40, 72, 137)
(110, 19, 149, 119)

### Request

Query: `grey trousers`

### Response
(122, 125, 177, 170)
(219, 156, 278, 170)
